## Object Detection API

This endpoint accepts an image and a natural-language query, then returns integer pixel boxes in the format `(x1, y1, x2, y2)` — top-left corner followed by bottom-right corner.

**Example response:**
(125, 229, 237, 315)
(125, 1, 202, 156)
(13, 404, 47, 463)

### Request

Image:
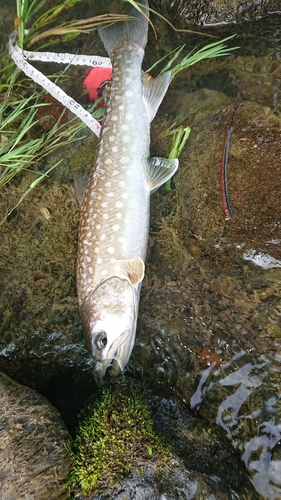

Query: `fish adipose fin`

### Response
(98, 0, 149, 55)
(145, 157, 179, 192)
(116, 257, 145, 285)
(143, 71, 173, 122)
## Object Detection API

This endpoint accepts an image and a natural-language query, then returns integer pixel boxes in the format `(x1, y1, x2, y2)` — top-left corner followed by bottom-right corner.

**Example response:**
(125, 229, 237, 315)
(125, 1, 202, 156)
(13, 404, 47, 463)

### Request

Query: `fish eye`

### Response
(95, 331, 107, 349)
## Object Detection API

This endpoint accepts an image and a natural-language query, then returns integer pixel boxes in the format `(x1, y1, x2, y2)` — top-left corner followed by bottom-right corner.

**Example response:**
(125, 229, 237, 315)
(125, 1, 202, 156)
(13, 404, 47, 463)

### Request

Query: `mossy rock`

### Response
(67, 380, 170, 498)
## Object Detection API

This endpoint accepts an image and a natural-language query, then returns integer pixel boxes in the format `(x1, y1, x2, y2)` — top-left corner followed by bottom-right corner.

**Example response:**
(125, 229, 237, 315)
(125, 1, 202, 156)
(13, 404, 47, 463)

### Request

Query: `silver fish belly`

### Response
(76, 0, 178, 378)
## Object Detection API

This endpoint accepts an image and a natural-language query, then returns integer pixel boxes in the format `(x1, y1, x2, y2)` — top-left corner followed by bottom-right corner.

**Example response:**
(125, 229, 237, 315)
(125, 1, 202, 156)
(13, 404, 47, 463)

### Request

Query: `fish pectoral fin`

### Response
(73, 170, 90, 207)
(143, 71, 173, 122)
(146, 157, 179, 192)
(116, 257, 145, 285)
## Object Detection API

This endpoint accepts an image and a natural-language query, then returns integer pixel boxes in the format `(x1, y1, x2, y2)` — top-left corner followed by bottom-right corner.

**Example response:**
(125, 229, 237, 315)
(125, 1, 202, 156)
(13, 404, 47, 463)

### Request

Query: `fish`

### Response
(76, 0, 178, 378)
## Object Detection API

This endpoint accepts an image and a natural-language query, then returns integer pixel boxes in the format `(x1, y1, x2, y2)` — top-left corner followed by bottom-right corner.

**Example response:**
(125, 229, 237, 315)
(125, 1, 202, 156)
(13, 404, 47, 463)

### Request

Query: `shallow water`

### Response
(1, 2, 281, 498)
(139, 13, 281, 500)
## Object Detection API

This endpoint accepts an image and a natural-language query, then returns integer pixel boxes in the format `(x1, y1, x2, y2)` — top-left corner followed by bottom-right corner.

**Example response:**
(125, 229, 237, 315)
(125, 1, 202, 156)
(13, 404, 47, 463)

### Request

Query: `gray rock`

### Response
(0, 372, 71, 500)
(150, 0, 280, 26)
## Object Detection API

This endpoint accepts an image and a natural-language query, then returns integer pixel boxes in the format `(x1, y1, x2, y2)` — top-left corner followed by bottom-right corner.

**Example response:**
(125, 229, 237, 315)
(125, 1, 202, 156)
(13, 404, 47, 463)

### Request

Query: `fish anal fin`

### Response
(145, 157, 179, 192)
(116, 257, 145, 285)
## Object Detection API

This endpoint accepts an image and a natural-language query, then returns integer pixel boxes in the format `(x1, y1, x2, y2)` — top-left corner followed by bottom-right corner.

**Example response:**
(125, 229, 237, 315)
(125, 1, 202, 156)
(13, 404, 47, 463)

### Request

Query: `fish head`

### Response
(81, 277, 139, 378)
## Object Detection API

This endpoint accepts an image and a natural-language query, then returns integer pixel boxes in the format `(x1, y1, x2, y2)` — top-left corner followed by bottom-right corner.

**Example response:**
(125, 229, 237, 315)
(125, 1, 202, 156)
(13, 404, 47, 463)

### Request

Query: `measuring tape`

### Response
(9, 30, 112, 138)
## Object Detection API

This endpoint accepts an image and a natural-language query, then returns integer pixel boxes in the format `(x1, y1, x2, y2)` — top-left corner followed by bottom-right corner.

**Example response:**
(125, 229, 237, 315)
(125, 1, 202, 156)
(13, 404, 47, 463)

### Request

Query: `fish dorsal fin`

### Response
(116, 257, 145, 285)
(143, 71, 173, 122)
(73, 171, 89, 207)
(145, 157, 179, 192)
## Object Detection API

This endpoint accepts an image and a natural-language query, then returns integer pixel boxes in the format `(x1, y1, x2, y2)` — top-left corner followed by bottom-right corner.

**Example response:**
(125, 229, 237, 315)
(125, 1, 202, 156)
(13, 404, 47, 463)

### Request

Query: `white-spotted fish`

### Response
(76, 0, 178, 378)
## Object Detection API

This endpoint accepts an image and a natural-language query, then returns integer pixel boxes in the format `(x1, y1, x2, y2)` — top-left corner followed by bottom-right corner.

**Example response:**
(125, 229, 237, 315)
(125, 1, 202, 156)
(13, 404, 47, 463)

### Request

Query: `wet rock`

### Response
(87, 463, 256, 500)
(150, 0, 280, 27)
(73, 378, 258, 499)
(174, 101, 281, 271)
(210, 276, 235, 296)
(0, 372, 71, 500)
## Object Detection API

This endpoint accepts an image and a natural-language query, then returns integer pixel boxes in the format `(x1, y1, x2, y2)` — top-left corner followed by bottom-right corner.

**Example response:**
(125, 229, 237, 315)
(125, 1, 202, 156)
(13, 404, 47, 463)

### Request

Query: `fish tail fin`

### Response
(98, 0, 149, 56)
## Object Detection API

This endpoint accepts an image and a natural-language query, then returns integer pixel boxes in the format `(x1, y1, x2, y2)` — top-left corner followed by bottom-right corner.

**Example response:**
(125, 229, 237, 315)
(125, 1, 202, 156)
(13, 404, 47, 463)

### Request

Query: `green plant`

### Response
(146, 35, 238, 77)
(165, 126, 191, 190)
(15, 0, 140, 49)
(0, 82, 92, 224)
(66, 387, 170, 497)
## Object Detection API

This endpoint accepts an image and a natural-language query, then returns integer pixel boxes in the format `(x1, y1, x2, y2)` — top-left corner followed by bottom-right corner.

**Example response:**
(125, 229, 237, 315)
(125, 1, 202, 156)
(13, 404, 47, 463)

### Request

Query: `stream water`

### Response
(1, 1, 281, 499)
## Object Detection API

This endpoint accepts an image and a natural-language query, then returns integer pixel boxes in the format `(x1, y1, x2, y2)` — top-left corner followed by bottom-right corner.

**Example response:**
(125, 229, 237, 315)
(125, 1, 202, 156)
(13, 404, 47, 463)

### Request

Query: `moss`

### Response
(67, 386, 170, 498)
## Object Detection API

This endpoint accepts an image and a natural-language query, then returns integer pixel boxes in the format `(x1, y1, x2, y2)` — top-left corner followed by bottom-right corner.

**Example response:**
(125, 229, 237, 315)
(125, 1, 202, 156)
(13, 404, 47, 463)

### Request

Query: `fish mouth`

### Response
(94, 357, 124, 379)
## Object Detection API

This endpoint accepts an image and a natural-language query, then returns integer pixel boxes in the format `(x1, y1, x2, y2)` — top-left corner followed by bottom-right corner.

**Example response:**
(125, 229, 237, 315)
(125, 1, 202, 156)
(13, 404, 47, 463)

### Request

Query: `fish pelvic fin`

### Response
(143, 71, 173, 122)
(98, 0, 149, 56)
(116, 256, 145, 285)
(145, 157, 179, 192)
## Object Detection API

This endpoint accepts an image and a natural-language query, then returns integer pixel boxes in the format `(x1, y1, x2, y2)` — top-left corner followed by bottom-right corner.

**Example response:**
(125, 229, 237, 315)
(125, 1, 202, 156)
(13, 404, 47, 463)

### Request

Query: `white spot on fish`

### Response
(115, 95, 121, 100)
(107, 192, 114, 197)
(109, 135, 115, 142)
(101, 234, 106, 241)
(101, 269, 109, 276)
(97, 258, 103, 264)
(96, 224, 101, 230)
(105, 158, 112, 165)
(107, 247, 115, 254)
(126, 113, 133, 120)
(103, 213, 109, 220)
(121, 124, 129, 131)
(116, 212, 122, 219)
(119, 180, 126, 187)
(101, 202, 107, 207)
(125, 90, 133, 98)
(125, 77, 132, 84)
(125, 58, 132, 63)
(112, 170, 119, 175)
(118, 104, 124, 111)
(112, 146, 117, 153)
(86, 256, 92, 263)
(118, 236, 126, 243)
(111, 116, 118, 121)
(120, 156, 130, 163)
(123, 135, 130, 143)
(89, 267, 93, 274)
(105, 181, 111, 187)
(112, 224, 120, 231)
(94, 247, 100, 254)
(122, 192, 129, 199)
(116, 201, 124, 208)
